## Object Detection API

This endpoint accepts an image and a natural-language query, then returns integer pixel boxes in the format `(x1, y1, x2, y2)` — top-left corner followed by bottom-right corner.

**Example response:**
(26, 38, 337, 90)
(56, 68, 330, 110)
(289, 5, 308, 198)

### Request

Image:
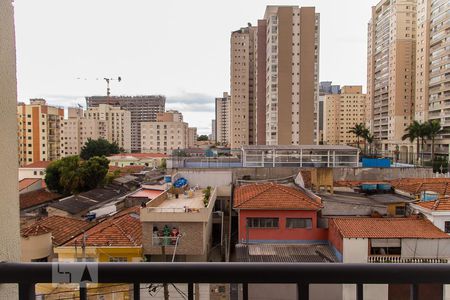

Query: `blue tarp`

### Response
(362, 158, 391, 168)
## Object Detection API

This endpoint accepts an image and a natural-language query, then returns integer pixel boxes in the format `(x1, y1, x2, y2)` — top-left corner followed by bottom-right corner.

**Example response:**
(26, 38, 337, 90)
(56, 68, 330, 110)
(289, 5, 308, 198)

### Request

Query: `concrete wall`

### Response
(334, 167, 433, 181)
(19, 167, 46, 180)
(0, 0, 20, 298)
(21, 233, 52, 262)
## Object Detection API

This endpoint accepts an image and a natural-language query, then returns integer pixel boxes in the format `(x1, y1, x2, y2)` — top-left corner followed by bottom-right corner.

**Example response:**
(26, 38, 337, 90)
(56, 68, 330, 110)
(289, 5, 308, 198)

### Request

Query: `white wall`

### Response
(18, 168, 46, 181)
(174, 170, 232, 190)
(342, 238, 388, 300)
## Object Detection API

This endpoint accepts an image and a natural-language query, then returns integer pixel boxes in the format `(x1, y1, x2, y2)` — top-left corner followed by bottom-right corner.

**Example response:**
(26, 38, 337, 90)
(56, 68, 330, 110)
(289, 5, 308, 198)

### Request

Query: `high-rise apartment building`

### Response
(188, 127, 197, 148)
(211, 119, 216, 142)
(230, 6, 320, 147)
(215, 92, 231, 146)
(318, 82, 341, 144)
(415, 0, 450, 154)
(86, 96, 165, 152)
(230, 26, 257, 148)
(60, 105, 131, 157)
(323, 86, 367, 146)
(17, 99, 64, 166)
(367, 0, 417, 152)
(141, 111, 189, 155)
(264, 6, 320, 145)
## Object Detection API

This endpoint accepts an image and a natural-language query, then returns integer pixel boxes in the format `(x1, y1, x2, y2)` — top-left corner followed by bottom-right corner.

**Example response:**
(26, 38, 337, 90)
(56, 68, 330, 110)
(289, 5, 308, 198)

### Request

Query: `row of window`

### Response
(247, 217, 312, 229)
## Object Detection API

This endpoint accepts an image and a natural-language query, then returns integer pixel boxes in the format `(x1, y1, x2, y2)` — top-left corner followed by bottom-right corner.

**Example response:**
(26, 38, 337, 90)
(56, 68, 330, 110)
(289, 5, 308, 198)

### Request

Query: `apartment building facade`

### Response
(141, 111, 190, 155)
(215, 92, 231, 146)
(86, 95, 165, 152)
(17, 99, 64, 166)
(367, 0, 417, 154)
(323, 86, 366, 146)
(187, 127, 197, 148)
(318, 81, 341, 144)
(415, 0, 450, 154)
(264, 6, 320, 146)
(230, 27, 257, 148)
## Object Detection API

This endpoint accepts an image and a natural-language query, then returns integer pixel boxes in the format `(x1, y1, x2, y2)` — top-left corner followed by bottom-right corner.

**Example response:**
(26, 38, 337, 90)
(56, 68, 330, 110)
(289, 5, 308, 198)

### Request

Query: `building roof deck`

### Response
(147, 190, 205, 212)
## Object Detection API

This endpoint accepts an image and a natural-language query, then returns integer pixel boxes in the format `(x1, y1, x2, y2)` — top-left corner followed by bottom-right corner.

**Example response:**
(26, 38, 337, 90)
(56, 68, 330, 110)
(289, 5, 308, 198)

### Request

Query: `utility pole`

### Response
(161, 245, 169, 300)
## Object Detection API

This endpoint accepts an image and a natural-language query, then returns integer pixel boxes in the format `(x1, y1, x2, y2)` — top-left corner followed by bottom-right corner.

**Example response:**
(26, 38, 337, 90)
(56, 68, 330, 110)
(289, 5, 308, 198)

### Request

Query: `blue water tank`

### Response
(164, 175, 172, 183)
(361, 183, 377, 191)
(377, 183, 392, 191)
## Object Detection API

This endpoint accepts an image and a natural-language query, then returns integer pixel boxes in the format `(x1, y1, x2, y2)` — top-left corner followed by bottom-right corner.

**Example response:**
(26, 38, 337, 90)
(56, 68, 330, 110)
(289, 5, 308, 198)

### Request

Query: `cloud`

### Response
(166, 92, 215, 112)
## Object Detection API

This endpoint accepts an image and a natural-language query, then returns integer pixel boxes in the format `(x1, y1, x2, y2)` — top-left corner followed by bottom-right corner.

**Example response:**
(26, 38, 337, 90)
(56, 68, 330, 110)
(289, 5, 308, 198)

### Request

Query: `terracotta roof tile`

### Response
(391, 178, 450, 196)
(415, 199, 450, 211)
(64, 206, 141, 247)
(109, 165, 146, 173)
(20, 189, 62, 210)
(22, 161, 52, 169)
(110, 153, 167, 158)
(19, 178, 42, 191)
(21, 216, 91, 246)
(234, 183, 322, 210)
(331, 217, 450, 239)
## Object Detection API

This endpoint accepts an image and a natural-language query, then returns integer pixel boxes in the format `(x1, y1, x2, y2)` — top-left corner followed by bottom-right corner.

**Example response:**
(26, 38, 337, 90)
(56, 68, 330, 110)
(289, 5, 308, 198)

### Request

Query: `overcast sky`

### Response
(14, 0, 378, 134)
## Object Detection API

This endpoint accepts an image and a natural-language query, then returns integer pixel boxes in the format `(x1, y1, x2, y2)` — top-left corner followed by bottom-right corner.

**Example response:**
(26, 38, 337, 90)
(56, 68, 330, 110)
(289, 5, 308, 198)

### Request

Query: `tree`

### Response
(80, 138, 120, 160)
(348, 123, 367, 151)
(424, 119, 445, 166)
(197, 135, 208, 141)
(45, 155, 109, 195)
(364, 132, 374, 156)
(402, 121, 422, 163)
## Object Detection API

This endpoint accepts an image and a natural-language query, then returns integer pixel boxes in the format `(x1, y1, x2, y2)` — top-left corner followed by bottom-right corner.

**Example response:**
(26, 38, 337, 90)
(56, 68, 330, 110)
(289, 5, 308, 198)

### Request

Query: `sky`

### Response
(14, 0, 379, 135)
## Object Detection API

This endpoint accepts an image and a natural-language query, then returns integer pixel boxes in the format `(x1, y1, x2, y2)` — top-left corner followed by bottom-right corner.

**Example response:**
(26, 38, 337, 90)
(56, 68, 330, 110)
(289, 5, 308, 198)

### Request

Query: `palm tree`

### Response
(348, 123, 366, 151)
(364, 132, 374, 156)
(424, 119, 445, 166)
(402, 121, 421, 163)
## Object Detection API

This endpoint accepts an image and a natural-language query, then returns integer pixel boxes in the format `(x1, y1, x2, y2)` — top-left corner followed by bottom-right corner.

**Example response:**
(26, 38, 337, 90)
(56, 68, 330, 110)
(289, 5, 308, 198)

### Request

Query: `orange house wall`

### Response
(237, 209, 328, 243)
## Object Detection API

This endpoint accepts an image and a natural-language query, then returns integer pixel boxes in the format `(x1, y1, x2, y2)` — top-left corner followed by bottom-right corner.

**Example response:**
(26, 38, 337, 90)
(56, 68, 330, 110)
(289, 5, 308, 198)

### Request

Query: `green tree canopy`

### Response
(45, 155, 110, 195)
(197, 135, 208, 141)
(80, 138, 121, 160)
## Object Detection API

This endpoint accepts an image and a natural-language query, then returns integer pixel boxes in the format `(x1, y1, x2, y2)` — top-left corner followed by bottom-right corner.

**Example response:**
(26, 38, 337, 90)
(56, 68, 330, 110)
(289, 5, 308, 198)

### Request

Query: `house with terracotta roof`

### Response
(20, 189, 62, 211)
(410, 198, 450, 234)
(233, 183, 327, 243)
(20, 216, 91, 262)
(19, 178, 45, 194)
(18, 161, 51, 180)
(55, 207, 142, 262)
(328, 217, 450, 299)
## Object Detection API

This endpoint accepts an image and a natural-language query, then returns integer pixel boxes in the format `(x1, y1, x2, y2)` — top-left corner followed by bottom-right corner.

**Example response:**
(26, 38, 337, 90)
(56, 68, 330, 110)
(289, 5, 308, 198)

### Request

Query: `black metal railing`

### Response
(1, 262, 450, 300)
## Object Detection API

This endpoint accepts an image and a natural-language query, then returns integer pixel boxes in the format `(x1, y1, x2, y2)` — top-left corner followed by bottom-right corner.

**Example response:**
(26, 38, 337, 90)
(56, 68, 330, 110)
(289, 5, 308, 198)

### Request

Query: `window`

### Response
(395, 206, 406, 216)
(109, 257, 128, 262)
(445, 221, 450, 233)
(247, 218, 279, 228)
(286, 218, 312, 229)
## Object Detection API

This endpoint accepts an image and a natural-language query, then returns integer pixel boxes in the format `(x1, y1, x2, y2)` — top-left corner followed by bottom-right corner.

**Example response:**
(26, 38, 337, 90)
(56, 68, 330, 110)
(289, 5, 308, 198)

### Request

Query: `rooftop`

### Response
(21, 216, 91, 246)
(64, 207, 141, 247)
(109, 165, 146, 174)
(21, 161, 52, 169)
(19, 178, 42, 191)
(108, 153, 167, 160)
(147, 189, 205, 212)
(234, 183, 322, 210)
(391, 178, 450, 196)
(128, 188, 165, 200)
(235, 244, 337, 263)
(331, 217, 450, 239)
(49, 184, 129, 215)
(414, 198, 450, 211)
(20, 189, 62, 210)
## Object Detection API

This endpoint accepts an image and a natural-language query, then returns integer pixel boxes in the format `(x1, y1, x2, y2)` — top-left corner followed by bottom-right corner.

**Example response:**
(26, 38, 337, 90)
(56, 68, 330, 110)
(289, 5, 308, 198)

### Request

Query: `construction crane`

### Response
(76, 76, 122, 96)
(104, 76, 122, 96)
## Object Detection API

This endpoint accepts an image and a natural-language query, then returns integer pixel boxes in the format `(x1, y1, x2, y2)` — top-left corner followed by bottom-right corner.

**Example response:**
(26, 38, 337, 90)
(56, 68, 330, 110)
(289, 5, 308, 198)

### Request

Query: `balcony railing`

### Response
(2, 262, 450, 300)
(368, 256, 449, 264)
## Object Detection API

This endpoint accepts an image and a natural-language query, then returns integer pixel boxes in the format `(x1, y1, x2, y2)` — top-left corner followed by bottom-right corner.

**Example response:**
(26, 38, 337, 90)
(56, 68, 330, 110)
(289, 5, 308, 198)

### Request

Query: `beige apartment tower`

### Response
(264, 6, 320, 145)
(17, 99, 64, 166)
(141, 111, 189, 155)
(230, 25, 257, 149)
(367, 0, 417, 153)
(323, 86, 367, 146)
(215, 92, 231, 146)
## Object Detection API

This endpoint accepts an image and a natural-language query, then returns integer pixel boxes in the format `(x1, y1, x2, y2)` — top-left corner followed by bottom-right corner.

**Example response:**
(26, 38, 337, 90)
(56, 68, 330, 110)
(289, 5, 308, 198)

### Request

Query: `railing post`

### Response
(356, 284, 363, 300)
(80, 284, 87, 300)
(297, 283, 309, 300)
(188, 283, 194, 300)
(410, 284, 418, 300)
(134, 282, 140, 300)
(242, 283, 248, 300)
(18, 282, 35, 300)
